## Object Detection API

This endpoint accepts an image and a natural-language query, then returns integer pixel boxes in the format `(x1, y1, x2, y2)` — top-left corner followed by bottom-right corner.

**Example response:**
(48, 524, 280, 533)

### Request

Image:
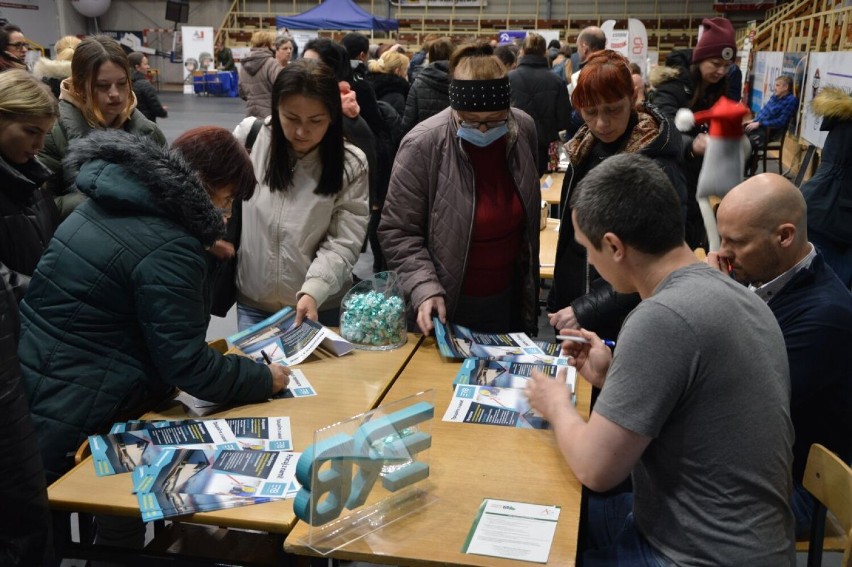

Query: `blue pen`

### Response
(555, 335, 616, 348)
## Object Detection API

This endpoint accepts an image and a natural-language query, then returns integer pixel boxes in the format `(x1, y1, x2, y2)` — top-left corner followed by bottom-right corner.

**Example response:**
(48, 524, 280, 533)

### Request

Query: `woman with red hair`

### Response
(547, 50, 687, 338)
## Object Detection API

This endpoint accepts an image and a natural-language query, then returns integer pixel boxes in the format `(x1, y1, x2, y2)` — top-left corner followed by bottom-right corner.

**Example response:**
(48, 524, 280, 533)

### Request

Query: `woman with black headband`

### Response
(379, 42, 540, 336)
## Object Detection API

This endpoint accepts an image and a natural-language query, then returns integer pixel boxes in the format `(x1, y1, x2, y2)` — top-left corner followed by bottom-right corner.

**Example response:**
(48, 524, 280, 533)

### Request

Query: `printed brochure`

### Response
(442, 384, 552, 429)
(227, 306, 353, 366)
(453, 358, 576, 396)
(432, 319, 548, 362)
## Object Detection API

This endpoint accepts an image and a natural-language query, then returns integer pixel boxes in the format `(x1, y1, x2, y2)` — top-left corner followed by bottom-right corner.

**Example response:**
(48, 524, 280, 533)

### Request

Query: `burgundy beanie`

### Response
(692, 18, 736, 63)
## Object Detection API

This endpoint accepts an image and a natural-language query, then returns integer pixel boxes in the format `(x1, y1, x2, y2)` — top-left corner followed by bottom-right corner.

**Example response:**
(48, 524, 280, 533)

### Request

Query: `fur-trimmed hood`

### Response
(32, 58, 71, 81)
(811, 86, 852, 120)
(63, 129, 225, 246)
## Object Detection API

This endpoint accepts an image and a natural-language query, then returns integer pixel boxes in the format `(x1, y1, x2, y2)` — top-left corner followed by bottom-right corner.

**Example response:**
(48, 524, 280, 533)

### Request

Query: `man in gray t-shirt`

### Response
(527, 153, 795, 566)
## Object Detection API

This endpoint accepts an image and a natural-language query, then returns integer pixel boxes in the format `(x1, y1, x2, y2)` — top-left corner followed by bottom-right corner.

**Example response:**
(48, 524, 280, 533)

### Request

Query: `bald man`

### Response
(707, 173, 852, 538)
(567, 26, 606, 95)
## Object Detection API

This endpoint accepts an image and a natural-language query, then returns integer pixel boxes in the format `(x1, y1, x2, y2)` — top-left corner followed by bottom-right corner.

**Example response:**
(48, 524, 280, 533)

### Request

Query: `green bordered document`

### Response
(462, 498, 561, 563)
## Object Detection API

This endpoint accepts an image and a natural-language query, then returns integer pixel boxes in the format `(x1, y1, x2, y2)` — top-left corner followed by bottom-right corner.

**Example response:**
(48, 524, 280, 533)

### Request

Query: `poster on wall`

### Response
(750, 51, 783, 113)
(181, 26, 214, 94)
(497, 30, 561, 47)
(801, 51, 852, 148)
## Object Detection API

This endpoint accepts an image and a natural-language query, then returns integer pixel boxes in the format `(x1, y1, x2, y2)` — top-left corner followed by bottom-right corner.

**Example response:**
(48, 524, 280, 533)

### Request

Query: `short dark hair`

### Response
(579, 28, 606, 52)
(494, 45, 516, 68)
(171, 126, 256, 201)
(341, 32, 369, 60)
(127, 51, 145, 69)
(266, 59, 347, 197)
(427, 37, 454, 63)
(303, 37, 349, 82)
(570, 153, 684, 254)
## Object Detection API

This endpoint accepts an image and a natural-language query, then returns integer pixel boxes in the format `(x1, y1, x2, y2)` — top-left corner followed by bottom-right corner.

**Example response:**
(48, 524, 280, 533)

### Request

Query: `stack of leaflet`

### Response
(87, 417, 299, 520)
(227, 306, 353, 366)
(433, 320, 577, 429)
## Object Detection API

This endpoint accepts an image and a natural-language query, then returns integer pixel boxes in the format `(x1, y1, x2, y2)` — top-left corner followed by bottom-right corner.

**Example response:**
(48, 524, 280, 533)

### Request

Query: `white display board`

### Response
(601, 19, 648, 76)
(801, 51, 852, 148)
(181, 26, 214, 94)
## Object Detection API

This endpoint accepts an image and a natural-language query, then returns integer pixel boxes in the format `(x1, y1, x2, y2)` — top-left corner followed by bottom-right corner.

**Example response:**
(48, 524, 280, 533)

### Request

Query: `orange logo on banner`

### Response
(632, 37, 644, 54)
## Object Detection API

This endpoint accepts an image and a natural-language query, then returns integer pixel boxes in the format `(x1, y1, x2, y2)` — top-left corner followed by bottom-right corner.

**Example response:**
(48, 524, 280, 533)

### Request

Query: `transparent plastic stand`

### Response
(292, 390, 437, 555)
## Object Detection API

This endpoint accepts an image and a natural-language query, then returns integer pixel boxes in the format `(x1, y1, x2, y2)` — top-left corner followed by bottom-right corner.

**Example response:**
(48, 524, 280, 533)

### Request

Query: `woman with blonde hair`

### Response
(33, 35, 81, 98)
(380, 42, 540, 335)
(239, 30, 283, 118)
(0, 69, 60, 293)
(367, 49, 410, 115)
(38, 35, 165, 218)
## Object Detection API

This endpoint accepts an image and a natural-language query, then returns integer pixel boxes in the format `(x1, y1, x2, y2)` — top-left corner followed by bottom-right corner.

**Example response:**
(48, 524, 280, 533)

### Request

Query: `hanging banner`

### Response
(627, 18, 648, 76)
(497, 30, 560, 47)
(601, 19, 648, 75)
(181, 26, 214, 94)
(801, 51, 852, 148)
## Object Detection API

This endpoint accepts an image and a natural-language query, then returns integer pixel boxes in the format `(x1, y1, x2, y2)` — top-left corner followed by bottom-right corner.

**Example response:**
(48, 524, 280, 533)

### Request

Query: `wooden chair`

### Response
(802, 443, 852, 567)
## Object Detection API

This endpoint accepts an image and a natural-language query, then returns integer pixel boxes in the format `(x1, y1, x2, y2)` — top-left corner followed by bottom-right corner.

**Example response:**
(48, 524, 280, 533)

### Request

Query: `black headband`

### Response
(448, 78, 511, 112)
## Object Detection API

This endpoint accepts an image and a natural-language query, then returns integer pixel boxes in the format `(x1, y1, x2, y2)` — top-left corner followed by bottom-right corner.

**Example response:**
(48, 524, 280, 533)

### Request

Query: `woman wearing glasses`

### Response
(18, 126, 291, 483)
(0, 24, 28, 71)
(649, 17, 737, 250)
(379, 43, 540, 336)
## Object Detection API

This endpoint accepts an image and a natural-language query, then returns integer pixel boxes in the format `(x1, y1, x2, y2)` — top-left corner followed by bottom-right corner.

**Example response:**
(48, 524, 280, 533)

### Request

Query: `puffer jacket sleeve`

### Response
(571, 278, 641, 339)
(378, 128, 446, 312)
(135, 79, 168, 119)
(0, 262, 50, 566)
(401, 83, 420, 133)
(649, 78, 695, 160)
(300, 148, 370, 308)
(132, 237, 273, 403)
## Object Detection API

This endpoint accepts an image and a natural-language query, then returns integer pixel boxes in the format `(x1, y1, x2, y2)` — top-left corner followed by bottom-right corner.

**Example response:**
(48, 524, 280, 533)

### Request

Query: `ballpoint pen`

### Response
(260, 349, 273, 365)
(555, 335, 617, 348)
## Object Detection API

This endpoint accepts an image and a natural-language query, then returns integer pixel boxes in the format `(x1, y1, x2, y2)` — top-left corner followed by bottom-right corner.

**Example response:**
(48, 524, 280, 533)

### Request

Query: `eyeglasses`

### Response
(459, 119, 508, 130)
(7, 42, 29, 49)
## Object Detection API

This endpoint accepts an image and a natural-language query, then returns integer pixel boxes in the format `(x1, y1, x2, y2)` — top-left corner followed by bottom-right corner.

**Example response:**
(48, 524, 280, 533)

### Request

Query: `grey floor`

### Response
(64, 91, 836, 567)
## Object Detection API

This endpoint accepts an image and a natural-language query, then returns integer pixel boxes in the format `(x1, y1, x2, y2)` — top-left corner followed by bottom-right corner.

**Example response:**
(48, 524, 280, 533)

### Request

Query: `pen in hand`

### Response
(260, 349, 273, 365)
(555, 335, 616, 348)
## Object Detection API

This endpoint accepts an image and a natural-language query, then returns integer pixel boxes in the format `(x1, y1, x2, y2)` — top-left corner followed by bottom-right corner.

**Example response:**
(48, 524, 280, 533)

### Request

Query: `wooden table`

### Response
(540, 171, 564, 206)
(285, 338, 591, 566)
(540, 217, 560, 279)
(47, 335, 421, 536)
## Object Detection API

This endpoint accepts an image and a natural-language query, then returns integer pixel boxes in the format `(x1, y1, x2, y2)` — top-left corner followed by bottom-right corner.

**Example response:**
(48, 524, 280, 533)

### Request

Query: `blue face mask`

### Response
(456, 124, 509, 148)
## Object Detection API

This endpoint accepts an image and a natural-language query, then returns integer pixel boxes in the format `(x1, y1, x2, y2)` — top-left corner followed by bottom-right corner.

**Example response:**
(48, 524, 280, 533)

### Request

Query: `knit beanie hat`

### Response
(692, 18, 736, 63)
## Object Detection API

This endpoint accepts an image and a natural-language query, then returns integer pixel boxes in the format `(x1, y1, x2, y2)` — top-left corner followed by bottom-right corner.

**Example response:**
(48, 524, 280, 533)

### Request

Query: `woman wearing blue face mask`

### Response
(379, 42, 540, 336)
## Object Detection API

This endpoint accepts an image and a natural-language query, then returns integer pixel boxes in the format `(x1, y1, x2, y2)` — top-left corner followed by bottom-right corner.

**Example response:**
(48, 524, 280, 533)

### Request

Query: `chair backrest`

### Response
(803, 443, 852, 567)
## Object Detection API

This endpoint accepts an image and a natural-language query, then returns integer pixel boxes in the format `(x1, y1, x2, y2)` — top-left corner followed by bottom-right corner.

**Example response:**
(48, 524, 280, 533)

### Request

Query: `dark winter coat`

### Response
(131, 69, 168, 122)
(0, 261, 51, 566)
(801, 87, 852, 247)
(368, 71, 410, 117)
(379, 107, 541, 335)
(508, 54, 572, 174)
(19, 130, 274, 482)
(0, 153, 58, 294)
(765, 253, 852, 484)
(402, 60, 450, 133)
(648, 48, 727, 249)
(547, 103, 685, 336)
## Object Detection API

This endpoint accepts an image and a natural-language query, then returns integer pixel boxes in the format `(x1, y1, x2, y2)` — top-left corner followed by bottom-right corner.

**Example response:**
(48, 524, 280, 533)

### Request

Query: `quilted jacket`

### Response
(0, 262, 50, 566)
(238, 47, 282, 118)
(401, 60, 450, 133)
(379, 106, 541, 335)
(0, 151, 58, 293)
(18, 130, 274, 482)
(40, 96, 166, 218)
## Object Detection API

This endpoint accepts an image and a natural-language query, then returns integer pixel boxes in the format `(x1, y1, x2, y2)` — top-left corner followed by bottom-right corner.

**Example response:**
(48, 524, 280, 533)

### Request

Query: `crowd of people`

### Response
(1, 17, 850, 566)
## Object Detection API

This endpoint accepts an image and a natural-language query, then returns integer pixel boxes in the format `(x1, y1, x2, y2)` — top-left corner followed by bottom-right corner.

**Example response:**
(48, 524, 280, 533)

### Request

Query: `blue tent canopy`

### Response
(276, 0, 398, 32)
